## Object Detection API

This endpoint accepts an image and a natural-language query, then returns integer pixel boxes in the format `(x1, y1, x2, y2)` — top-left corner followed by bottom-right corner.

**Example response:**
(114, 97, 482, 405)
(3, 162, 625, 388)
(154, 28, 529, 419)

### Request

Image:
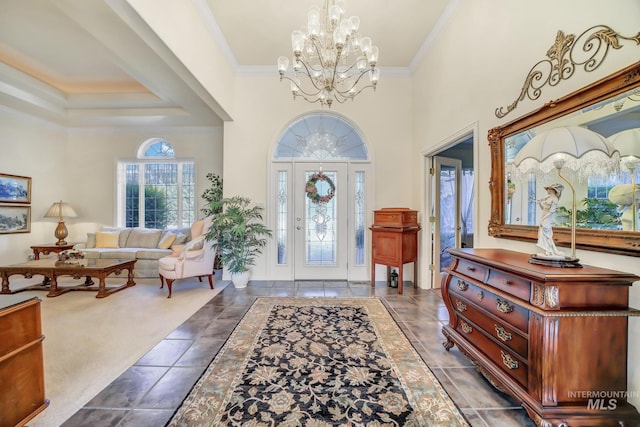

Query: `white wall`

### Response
(412, 0, 640, 407)
(0, 113, 68, 263)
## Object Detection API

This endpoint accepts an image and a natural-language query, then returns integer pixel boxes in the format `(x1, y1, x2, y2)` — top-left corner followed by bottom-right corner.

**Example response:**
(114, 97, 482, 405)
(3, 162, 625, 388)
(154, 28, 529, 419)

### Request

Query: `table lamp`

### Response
(44, 200, 78, 245)
(512, 126, 620, 266)
(609, 128, 640, 231)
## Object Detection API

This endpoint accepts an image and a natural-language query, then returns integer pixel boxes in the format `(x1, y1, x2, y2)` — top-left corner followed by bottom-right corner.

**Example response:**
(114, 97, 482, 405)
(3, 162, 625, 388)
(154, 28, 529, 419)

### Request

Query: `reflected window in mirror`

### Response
(489, 62, 640, 256)
(503, 85, 640, 233)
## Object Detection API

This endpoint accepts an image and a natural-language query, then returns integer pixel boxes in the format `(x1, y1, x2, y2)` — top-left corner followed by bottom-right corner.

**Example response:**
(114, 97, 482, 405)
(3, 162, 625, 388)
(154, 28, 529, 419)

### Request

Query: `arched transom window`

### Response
(274, 113, 368, 161)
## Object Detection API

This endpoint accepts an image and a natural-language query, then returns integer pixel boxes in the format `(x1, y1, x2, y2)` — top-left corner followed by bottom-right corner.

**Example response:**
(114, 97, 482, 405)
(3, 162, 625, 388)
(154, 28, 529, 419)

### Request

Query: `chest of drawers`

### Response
(441, 248, 640, 427)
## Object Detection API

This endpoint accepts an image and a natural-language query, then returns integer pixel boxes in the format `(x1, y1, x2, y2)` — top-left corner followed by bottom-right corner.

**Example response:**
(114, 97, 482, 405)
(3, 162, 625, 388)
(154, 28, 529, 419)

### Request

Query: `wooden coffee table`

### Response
(0, 258, 136, 298)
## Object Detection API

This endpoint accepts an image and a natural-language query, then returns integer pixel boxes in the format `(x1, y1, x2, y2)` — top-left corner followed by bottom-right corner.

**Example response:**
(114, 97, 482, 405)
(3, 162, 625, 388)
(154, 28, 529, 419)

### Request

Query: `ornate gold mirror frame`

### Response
(488, 61, 640, 257)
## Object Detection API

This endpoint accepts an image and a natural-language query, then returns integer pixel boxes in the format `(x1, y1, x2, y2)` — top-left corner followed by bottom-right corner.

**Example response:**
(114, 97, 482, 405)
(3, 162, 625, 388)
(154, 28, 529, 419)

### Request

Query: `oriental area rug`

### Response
(169, 297, 469, 427)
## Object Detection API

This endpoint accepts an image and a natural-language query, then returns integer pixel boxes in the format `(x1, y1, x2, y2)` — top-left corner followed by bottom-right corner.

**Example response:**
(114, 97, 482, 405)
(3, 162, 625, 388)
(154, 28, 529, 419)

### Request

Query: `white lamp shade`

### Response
(512, 126, 620, 181)
(609, 127, 640, 171)
(45, 201, 77, 219)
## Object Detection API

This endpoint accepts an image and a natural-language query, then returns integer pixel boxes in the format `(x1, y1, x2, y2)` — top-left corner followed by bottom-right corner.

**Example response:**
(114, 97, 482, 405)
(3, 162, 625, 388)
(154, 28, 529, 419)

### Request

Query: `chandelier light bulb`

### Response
(349, 16, 360, 33)
(369, 68, 380, 84)
(360, 37, 372, 54)
(277, 0, 380, 107)
(329, 4, 342, 23)
(369, 46, 379, 63)
(277, 56, 289, 75)
(291, 30, 305, 54)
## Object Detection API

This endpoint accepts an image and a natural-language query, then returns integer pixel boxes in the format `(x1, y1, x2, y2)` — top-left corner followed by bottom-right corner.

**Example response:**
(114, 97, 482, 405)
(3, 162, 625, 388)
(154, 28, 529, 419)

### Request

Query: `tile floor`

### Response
(62, 280, 535, 426)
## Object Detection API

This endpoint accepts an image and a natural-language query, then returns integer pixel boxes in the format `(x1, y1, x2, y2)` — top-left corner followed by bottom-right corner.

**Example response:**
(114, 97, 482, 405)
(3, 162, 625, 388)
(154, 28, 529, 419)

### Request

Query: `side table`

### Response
(370, 225, 420, 294)
(30, 243, 74, 260)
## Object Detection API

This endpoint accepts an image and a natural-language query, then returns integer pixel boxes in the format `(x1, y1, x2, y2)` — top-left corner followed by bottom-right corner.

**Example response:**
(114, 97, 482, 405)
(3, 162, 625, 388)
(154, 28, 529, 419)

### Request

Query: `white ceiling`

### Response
(0, 0, 452, 128)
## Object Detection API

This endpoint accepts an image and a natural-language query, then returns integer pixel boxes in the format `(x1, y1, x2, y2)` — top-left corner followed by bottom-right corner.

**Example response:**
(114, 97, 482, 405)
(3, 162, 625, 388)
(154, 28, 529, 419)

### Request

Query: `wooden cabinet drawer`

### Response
(373, 208, 418, 227)
(453, 259, 487, 282)
(0, 300, 41, 355)
(450, 281, 529, 333)
(451, 296, 528, 359)
(486, 269, 531, 302)
(454, 316, 528, 388)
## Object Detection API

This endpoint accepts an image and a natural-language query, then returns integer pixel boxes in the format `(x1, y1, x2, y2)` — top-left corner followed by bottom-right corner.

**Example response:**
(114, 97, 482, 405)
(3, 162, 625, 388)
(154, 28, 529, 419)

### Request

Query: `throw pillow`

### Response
(101, 227, 131, 248)
(190, 240, 204, 250)
(158, 232, 177, 249)
(86, 232, 97, 249)
(126, 228, 163, 248)
(95, 231, 120, 248)
(173, 232, 189, 245)
(190, 219, 205, 238)
(170, 244, 185, 257)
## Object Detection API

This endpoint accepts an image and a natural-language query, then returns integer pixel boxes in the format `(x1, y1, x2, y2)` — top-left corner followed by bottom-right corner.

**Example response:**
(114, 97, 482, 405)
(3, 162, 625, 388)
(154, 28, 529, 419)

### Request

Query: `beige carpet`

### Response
(6, 274, 223, 427)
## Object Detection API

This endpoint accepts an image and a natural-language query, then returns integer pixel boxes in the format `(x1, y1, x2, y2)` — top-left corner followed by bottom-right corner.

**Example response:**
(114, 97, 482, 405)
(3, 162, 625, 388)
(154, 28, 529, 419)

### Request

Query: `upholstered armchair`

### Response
(158, 217, 216, 298)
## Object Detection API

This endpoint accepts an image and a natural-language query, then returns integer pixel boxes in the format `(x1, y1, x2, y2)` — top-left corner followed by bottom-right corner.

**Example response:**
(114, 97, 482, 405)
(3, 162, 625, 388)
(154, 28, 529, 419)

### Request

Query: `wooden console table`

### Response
(370, 208, 420, 294)
(0, 295, 48, 427)
(441, 248, 640, 426)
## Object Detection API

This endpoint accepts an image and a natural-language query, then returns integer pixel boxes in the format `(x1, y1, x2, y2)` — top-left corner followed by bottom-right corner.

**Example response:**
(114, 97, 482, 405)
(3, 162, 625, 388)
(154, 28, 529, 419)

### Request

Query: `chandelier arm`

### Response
(331, 84, 375, 103)
(279, 75, 324, 98)
(330, 70, 374, 97)
(329, 49, 343, 91)
(309, 37, 329, 72)
(294, 93, 326, 105)
(294, 58, 328, 92)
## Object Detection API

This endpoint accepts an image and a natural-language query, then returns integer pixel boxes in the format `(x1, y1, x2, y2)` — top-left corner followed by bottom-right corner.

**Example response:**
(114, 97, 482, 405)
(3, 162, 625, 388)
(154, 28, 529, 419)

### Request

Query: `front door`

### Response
(294, 162, 348, 280)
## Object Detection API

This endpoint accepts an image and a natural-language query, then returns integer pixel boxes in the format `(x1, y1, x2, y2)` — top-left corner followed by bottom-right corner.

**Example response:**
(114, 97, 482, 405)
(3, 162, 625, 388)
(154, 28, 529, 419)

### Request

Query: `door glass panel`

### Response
(277, 170, 288, 264)
(439, 165, 457, 272)
(305, 171, 337, 266)
(354, 171, 365, 265)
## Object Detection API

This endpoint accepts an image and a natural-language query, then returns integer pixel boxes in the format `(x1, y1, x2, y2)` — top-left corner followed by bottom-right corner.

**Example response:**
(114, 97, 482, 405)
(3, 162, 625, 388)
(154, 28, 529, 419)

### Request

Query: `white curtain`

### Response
(461, 169, 474, 246)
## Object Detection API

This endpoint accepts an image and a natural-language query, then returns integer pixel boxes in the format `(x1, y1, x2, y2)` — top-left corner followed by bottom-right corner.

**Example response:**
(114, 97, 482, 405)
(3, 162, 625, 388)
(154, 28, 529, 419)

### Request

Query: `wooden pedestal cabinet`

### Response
(0, 295, 48, 427)
(441, 248, 640, 427)
(370, 208, 420, 294)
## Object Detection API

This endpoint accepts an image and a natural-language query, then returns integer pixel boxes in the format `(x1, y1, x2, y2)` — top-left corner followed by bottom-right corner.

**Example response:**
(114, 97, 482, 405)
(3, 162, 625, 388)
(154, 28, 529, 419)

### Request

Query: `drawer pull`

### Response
(501, 351, 519, 370)
(455, 300, 467, 312)
(495, 325, 512, 342)
(457, 280, 468, 291)
(461, 321, 473, 334)
(496, 298, 514, 314)
(502, 279, 511, 285)
(466, 266, 476, 272)
(477, 291, 484, 301)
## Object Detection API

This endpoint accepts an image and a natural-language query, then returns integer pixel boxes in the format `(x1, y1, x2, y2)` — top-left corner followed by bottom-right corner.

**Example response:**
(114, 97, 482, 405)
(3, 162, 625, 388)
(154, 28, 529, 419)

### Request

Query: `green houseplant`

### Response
(200, 172, 223, 217)
(201, 173, 224, 269)
(205, 196, 272, 288)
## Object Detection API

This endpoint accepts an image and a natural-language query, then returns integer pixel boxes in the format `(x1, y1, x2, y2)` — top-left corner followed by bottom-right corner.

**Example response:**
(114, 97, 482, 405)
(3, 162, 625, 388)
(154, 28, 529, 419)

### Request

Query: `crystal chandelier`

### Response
(277, 0, 380, 108)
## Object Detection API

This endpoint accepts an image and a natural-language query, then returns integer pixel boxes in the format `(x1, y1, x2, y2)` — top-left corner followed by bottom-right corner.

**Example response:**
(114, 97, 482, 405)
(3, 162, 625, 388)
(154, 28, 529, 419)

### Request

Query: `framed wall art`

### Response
(0, 173, 32, 204)
(0, 205, 31, 234)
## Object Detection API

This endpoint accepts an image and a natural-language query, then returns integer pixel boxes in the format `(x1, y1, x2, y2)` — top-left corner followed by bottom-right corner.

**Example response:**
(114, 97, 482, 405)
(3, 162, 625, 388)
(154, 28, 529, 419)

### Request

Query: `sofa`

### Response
(73, 220, 209, 278)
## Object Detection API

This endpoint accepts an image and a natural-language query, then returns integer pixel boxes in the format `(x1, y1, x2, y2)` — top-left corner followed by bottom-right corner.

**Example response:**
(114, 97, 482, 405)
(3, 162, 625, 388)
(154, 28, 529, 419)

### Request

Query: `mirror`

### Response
(488, 61, 640, 257)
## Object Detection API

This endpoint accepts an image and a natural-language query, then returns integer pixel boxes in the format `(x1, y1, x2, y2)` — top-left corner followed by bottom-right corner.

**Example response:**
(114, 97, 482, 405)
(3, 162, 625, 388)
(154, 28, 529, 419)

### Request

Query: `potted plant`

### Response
(201, 172, 224, 269)
(205, 196, 272, 288)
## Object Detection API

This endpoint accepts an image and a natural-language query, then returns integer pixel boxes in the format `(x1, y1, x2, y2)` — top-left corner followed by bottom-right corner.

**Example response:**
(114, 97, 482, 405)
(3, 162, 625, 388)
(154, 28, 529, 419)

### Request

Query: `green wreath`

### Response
(305, 172, 335, 204)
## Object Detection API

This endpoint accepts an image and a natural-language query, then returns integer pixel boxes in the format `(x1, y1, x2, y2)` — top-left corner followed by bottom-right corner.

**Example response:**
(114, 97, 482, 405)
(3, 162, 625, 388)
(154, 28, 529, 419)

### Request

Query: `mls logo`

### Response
(587, 398, 617, 411)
